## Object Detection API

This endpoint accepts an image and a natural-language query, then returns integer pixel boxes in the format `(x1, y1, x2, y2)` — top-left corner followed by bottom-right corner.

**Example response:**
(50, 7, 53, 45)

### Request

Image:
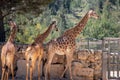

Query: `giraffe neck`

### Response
(78, 12, 89, 27)
(34, 24, 53, 43)
(73, 12, 89, 36)
(8, 26, 17, 43)
(63, 12, 89, 38)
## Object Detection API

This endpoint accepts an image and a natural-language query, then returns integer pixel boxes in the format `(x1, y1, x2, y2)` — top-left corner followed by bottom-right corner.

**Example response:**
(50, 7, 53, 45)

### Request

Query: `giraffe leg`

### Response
(3, 72, 6, 80)
(1, 57, 6, 80)
(38, 57, 42, 80)
(30, 66, 33, 80)
(4, 71, 7, 80)
(42, 56, 47, 78)
(11, 63, 14, 80)
(6, 67, 10, 80)
(44, 62, 49, 80)
(67, 54, 73, 80)
(6, 69, 9, 80)
(26, 62, 29, 80)
(38, 49, 43, 80)
(4, 68, 8, 80)
(30, 62, 34, 80)
(61, 53, 73, 80)
(1, 67, 5, 80)
(60, 66, 67, 78)
(30, 60, 36, 80)
(45, 52, 55, 80)
(60, 56, 69, 78)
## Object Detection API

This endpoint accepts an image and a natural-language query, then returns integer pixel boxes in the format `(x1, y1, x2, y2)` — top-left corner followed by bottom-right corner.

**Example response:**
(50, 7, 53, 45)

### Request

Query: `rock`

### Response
(50, 64, 64, 78)
(77, 50, 91, 60)
(73, 67, 94, 78)
(72, 62, 84, 76)
(52, 54, 65, 64)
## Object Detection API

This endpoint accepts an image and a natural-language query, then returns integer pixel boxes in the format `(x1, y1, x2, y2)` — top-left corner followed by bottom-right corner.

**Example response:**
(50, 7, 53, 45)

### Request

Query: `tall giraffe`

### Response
(44, 9, 99, 80)
(25, 21, 58, 80)
(1, 20, 17, 80)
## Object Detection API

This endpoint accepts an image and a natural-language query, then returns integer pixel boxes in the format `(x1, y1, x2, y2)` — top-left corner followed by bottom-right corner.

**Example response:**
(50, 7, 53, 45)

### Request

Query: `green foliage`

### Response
(5, 0, 120, 43)
(69, 0, 120, 39)
(0, 0, 53, 16)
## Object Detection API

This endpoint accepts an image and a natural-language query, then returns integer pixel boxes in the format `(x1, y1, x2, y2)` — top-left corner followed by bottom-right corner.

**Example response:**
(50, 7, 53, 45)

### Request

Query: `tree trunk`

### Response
(0, 9, 5, 42)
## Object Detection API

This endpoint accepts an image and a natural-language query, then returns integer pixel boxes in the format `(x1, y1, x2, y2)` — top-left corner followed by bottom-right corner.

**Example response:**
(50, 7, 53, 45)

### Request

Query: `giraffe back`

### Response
(47, 35, 76, 55)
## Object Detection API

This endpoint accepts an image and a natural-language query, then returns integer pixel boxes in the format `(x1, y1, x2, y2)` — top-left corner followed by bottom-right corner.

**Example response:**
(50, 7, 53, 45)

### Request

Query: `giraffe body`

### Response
(25, 21, 57, 80)
(48, 35, 76, 55)
(1, 20, 17, 80)
(45, 9, 99, 80)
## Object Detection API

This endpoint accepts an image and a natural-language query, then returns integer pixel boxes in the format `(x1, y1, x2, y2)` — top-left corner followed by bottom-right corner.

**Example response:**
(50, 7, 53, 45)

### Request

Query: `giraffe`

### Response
(25, 21, 58, 80)
(44, 9, 99, 80)
(1, 20, 17, 80)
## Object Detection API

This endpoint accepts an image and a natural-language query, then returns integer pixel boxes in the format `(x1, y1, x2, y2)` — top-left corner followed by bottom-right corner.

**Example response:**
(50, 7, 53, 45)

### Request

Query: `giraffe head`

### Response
(8, 20, 17, 30)
(50, 21, 58, 31)
(88, 9, 99, 19)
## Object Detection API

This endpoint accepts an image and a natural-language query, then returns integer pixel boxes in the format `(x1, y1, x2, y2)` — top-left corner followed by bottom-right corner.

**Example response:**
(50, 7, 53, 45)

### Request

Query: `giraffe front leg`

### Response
(45, 61, 51, 80)
(45, 52, 55, 80)
(60, 61, 68, 78)
(45, 62, 51, 80)
(67, 54, 73, 80)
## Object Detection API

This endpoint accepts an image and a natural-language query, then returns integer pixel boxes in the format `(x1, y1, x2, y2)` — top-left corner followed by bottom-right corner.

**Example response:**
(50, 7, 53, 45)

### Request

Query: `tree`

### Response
(0, 0, 53, 42)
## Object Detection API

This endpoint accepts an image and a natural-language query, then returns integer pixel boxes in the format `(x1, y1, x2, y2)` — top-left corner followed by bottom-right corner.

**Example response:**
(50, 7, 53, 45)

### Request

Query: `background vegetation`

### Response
(2, 0, 120, 44)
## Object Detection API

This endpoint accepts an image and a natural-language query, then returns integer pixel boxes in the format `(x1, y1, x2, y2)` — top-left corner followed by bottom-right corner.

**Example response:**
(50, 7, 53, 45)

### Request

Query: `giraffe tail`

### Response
(4, 54, 9, 72)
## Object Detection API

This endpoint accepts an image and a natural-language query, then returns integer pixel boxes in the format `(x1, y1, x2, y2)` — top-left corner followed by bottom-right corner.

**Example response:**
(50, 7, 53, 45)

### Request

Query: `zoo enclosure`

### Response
(77, 37, 120, 80)
(0, 37, 120, 80)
